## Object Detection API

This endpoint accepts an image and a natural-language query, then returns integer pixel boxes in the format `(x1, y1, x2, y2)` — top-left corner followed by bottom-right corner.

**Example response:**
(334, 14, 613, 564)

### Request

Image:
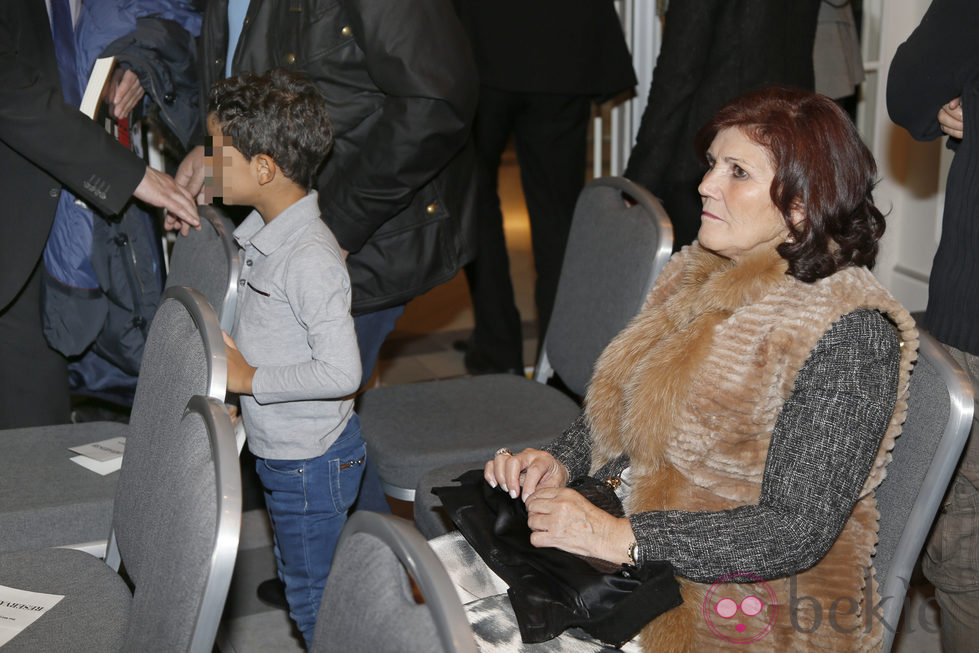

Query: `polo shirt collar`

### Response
(233, 191, 319, 256)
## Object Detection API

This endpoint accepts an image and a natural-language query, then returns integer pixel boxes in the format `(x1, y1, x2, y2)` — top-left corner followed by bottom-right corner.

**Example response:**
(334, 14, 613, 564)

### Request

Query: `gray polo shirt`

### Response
(231, 192, 361, 460)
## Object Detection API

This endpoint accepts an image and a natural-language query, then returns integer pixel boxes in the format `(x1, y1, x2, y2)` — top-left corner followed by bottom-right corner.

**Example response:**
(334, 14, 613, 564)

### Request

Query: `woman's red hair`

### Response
(696, 86, 885, 282)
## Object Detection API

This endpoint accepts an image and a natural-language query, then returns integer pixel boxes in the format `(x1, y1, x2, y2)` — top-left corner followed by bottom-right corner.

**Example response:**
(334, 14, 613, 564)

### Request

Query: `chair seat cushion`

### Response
(0, 548, 132, 652)
(0, 421, 127, 552)
(358, 374, 580, 493)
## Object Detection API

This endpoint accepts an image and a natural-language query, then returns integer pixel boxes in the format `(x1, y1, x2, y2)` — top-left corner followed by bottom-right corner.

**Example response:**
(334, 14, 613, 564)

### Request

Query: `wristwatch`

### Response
(626, 540, 639, 567)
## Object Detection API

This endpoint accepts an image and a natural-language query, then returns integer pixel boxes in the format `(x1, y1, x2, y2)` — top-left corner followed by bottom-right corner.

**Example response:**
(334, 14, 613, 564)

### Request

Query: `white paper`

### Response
(69, 436, 126, 462)
(0, 585, 65, 647)
(69, 454, 122, 476)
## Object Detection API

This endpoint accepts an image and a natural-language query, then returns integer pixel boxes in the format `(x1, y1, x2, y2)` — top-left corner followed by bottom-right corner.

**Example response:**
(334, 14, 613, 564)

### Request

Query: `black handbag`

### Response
(434, 469, 682, 647)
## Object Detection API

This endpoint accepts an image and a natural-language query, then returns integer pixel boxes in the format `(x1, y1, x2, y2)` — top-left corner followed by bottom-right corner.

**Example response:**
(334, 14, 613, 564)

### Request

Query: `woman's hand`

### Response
(525, 487, 637, 564)
(484, 447, 569, 500)
(938, 97, 964, 139)
(223, 331, 256, 395)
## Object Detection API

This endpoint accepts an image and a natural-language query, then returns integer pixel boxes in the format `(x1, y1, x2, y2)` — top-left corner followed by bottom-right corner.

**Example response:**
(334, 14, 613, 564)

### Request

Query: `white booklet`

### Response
(0, 585, 65, 647)
(68, 436, 126, 475)
(79, 56, 116, 120)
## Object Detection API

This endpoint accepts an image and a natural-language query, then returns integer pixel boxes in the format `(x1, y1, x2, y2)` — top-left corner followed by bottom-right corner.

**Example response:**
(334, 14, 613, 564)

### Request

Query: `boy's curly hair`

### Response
(208, 68, 333, 189)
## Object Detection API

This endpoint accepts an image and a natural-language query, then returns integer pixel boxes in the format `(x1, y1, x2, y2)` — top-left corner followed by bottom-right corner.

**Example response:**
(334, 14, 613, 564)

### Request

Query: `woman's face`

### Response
(697, 127, 792, 263)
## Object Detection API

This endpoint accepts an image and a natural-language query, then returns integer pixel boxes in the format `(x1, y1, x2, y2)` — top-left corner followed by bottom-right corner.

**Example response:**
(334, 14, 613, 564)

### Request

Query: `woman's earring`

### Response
(785, 235, 796, 244)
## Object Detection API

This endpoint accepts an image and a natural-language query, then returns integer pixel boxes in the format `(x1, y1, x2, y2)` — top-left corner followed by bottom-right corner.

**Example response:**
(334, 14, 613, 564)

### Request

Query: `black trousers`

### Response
(0, 258, 70, 428)
(464, 87, 591, 370)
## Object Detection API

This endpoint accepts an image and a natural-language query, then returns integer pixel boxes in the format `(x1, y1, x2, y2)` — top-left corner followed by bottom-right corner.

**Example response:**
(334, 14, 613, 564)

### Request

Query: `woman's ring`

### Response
(495, 447, 512, 457)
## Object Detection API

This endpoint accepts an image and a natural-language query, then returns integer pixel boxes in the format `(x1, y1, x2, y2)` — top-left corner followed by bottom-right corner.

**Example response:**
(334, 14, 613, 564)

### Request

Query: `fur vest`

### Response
(585, 244, 918, 652)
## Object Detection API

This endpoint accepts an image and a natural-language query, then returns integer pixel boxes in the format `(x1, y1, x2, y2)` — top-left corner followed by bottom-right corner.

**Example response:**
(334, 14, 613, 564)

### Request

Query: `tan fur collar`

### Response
(585, 245, 790, 471)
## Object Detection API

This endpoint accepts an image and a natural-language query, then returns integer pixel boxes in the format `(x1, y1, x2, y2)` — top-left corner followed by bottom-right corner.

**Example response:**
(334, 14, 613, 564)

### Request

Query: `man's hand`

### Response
(133, 166, 200, 236)
(938, 97, 965, 139)
(108, 68, 145, 121)
(176, 145, 206, 204)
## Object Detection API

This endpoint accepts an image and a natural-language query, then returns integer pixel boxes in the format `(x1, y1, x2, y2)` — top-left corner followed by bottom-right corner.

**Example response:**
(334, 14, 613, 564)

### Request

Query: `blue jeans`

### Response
(347, 304, 405, 513)
(256, 424, 367, 648)
(354, 304, 406, 381)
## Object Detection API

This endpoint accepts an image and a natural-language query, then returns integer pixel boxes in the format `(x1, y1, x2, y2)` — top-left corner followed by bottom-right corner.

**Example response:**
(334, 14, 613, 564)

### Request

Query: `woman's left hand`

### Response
(525, 487, 636, 564)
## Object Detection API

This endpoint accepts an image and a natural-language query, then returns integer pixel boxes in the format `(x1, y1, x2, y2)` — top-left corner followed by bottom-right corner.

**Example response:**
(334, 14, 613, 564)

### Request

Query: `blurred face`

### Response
(697, 127, 791, 263)
(204, 114, 254, 205)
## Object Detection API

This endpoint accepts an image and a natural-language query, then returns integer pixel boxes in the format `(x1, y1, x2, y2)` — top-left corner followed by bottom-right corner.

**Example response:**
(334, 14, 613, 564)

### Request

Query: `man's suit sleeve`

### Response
(887, 0, 979, 142)
(0, 18, 146, 216)
(317, 0, 478, 253)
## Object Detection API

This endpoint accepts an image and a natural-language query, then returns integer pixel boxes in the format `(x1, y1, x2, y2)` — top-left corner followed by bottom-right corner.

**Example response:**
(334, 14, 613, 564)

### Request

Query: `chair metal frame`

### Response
(185, 395, 243, 653)
(172, 284, 229, 404)
(877, 330, 973, 652)
(102, 285, 227, 564)
(202, 206, 241, 334)
(324, 511, 478, 653)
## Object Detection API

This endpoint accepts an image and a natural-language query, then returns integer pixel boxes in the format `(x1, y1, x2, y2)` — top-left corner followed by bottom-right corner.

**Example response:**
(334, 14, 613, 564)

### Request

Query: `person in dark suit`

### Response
(624, 0, 822, 250)
(455, 0, 636, 374)
(0, 0, 199, 428)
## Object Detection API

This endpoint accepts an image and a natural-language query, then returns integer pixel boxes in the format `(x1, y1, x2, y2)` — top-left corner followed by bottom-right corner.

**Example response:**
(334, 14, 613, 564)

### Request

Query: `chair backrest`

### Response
(311, 511, 478, 653)
(114, 395, 241, 652)
(165, 205, 241, 332)
(537, 176, 673, 396)
(874, 330, 973, 652)
(105, 285, 227, 566)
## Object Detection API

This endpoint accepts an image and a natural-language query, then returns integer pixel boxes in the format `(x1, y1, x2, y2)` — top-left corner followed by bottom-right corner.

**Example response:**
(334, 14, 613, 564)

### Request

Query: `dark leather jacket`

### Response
(200, 0, 478, 314)
(103, 16, 202, 150)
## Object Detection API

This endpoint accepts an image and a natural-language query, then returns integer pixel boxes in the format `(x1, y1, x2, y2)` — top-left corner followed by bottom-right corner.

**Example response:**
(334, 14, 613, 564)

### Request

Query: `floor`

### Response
(215, 150, 944, 652)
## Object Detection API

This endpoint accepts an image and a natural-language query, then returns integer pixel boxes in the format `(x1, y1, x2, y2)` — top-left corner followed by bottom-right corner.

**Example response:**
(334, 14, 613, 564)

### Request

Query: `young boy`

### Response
(207, 69, 363, 647)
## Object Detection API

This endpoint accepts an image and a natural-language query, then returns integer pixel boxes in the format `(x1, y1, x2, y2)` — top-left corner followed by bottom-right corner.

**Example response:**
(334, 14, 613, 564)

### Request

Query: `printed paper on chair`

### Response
(0, 585, 65, 646)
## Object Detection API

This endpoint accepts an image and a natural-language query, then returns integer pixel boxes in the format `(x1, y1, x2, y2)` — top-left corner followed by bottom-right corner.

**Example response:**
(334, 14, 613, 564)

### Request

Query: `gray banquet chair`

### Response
(357, 176, 673, 502)
(0, 285, 227, 553)
(311, 511, 478, 653)
(0, 394, 241, 652)
(165, 204, 241, 332)
(873, 329, 973, 652)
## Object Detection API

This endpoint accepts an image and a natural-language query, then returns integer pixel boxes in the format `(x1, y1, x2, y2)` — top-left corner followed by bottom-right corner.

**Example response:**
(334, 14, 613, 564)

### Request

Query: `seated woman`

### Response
(434, 86, 918, 652)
